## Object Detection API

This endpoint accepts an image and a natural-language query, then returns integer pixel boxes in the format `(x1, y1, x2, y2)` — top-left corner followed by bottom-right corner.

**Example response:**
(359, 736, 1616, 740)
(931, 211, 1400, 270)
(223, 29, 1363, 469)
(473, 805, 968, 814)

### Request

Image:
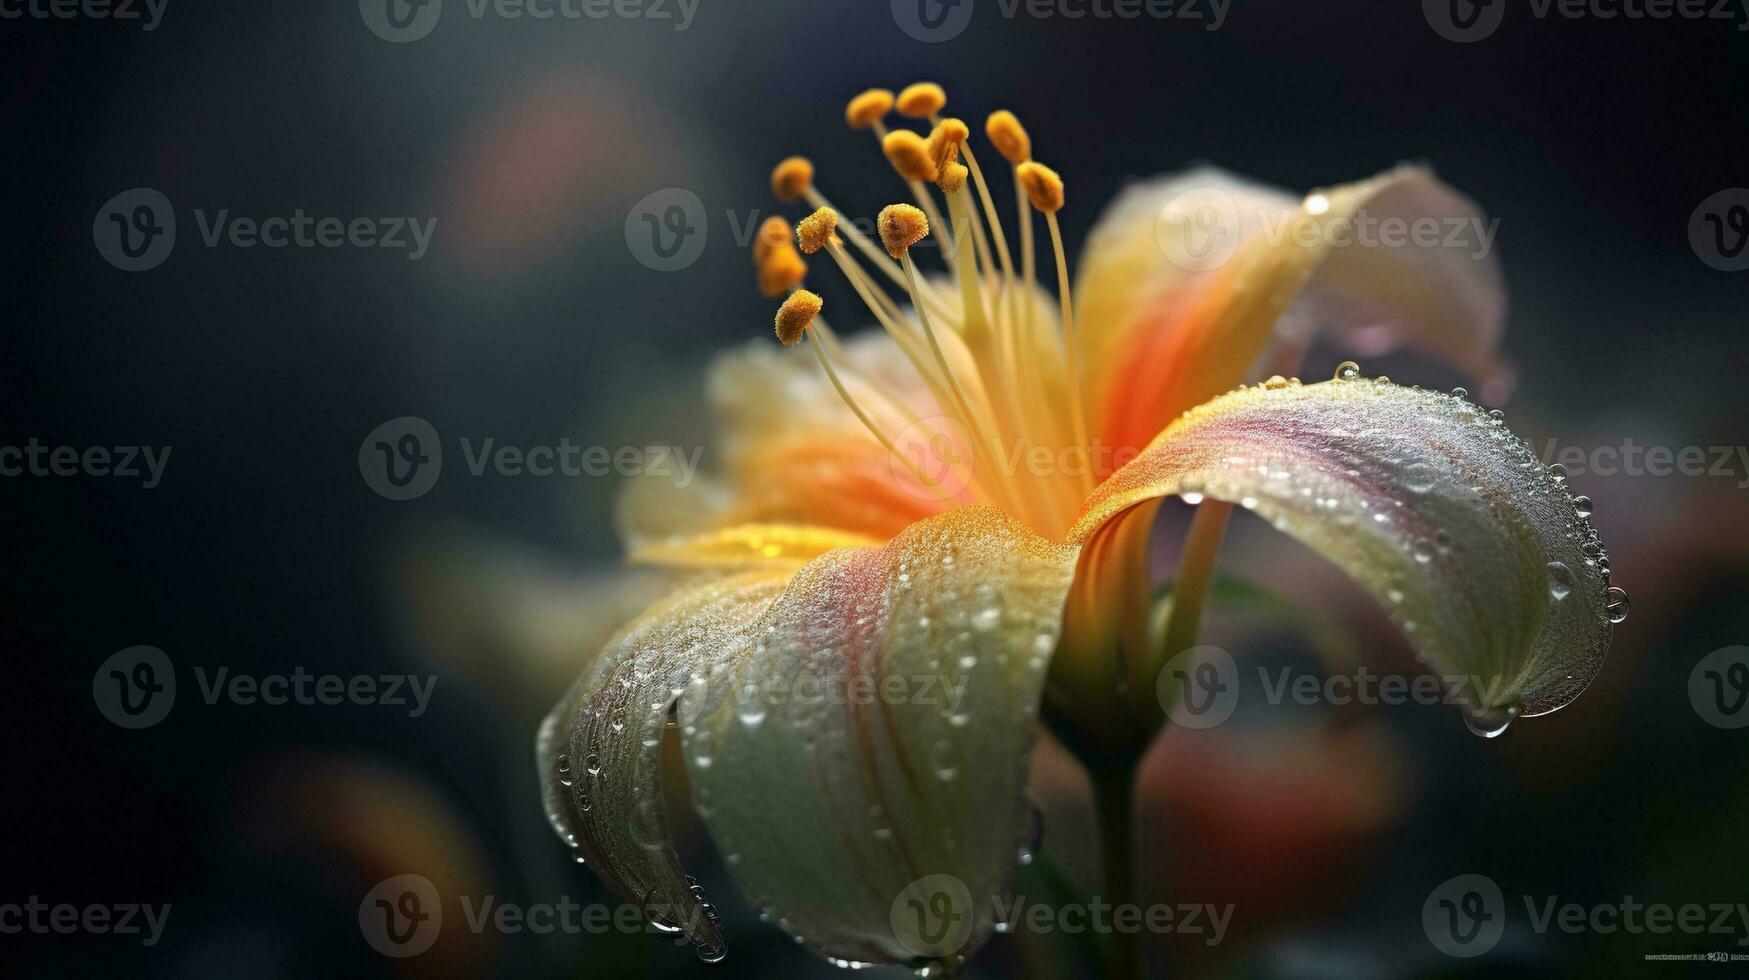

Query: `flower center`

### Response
(755, 83, 1098, 541)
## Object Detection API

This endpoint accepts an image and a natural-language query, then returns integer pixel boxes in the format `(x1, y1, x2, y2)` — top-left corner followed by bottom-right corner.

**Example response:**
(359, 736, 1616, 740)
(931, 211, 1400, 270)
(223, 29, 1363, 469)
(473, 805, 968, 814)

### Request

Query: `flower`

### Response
(537, 83, 1622, 970)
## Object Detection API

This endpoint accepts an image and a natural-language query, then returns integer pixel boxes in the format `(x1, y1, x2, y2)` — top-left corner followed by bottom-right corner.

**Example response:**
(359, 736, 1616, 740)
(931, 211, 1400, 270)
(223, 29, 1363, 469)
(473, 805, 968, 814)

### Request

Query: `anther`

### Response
(845, 88, 895, 130)
(984, 110, 1031, 164)
(796, 208, 839, 255)
(896, 82, 947, 119)
(774, 290, 822, 346)
(757, 246, 807, 298)
(882, 130, 938, 183)
(877, 204, 929, 258)
(770, 156, 815, 203)
(1016, 161, 1064, 213)
(752, 216, 792, 265)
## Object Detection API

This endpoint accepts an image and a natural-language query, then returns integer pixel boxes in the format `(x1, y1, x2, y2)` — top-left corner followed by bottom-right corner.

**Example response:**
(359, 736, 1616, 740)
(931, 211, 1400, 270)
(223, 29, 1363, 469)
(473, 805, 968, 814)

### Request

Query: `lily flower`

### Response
(538, 83, 1624, 972)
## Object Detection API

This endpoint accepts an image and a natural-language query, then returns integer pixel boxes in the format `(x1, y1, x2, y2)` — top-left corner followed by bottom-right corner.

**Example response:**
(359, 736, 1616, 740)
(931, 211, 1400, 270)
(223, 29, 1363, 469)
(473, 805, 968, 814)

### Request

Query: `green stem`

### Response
(1092, 765, 1143, 980)
(1155, 500, 1234, 675)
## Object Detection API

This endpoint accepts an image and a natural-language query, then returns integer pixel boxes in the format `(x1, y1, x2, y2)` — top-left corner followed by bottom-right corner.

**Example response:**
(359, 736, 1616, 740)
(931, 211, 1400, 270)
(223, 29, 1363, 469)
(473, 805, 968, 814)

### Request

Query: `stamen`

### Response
(770, 156, 815, 203)
(752, 216, 792, 266)
(774, 289, 823, 346)
(877, 203, 931, 258)
(984, 110, 1032, 164)
(757, 244, 807, 298)
(845, 88, 895, 130)
(896, 82, 948, 119)
(796, 208, 838, 255)
(882, 130, 938, 183)
(1017, 161, 1093, 493)
(939, 161, 968, 195)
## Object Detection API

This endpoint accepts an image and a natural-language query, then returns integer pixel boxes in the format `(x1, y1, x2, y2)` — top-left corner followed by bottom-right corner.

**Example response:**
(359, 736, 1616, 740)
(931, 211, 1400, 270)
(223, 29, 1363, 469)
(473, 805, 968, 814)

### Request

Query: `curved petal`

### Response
(680, 507, 1080, 967)
(537, 571, 791, 960)
(1074, 165, 1506, 461)
(1071, 375, 1615, 719)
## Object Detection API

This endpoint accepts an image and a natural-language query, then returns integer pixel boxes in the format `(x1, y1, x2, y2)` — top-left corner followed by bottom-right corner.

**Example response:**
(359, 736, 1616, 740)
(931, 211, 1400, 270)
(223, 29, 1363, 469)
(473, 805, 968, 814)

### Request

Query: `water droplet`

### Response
(556, 754, 573, 787)
(1181, 491, 1205, 505)
(1264, 374, 1290, 389)
(1333, 360, 1361, 381)
(1548, 462, 1567, 482)
(970, 606, 1001, 632)
(1572, 495, 1594, 518)
(930, 740, 958, 781)
(737, 697, 767, 728)
(1605, 586, 1630, 624)
(1451, 386, 1468, 399)
(1465, 703, 1518, 738)
(1546, 561, 1574, 600)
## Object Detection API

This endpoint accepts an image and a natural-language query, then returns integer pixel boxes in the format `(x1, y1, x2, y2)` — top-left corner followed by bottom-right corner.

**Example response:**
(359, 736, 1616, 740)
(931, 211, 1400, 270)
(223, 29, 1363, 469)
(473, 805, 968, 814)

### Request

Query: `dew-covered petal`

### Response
(1074, 165, 1505, 463)
(1071, 376, 1614, 718)
(537, 571, 790, 960)
(681, 507, 1079, 967)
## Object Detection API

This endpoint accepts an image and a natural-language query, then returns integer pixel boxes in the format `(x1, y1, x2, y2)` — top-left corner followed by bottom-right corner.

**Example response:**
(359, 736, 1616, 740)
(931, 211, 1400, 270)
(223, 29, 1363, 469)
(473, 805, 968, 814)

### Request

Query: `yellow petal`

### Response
(1072, 377, 1614, 720)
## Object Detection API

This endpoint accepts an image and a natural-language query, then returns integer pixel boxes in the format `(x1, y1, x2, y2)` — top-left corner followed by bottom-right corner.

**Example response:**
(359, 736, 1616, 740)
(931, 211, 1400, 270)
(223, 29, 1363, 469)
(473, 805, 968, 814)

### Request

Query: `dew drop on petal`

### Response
(1573, 495, 1594, 519)
(1334, 360, 1361, 381)
(1606, 585, 1630, 624)
(1465, 703, 1518, 738)
(1546, 561, 1574, 601)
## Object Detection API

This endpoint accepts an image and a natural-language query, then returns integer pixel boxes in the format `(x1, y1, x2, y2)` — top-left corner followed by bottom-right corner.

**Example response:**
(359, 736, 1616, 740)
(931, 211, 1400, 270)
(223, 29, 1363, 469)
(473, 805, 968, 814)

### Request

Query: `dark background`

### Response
(5, 1, 1748, 977)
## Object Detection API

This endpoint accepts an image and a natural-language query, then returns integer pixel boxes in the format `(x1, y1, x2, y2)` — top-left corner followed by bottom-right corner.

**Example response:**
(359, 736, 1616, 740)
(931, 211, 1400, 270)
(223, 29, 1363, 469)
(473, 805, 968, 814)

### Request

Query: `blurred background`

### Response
(5, 1, 1748, 976)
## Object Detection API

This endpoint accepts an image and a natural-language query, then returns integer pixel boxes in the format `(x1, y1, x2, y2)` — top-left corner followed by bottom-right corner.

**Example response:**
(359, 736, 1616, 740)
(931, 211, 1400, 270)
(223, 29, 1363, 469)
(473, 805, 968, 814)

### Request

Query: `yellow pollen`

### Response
(881, 130, 938, 183)
(1016, 161, 1064, 213)
(877, 204, 929, 258)
(774, 290, 822, 346)
(757, 246, 807, 298)
(939, 160, 969, 194)
(926, 118, 969, 171)
(984, 110, 1031, 163)
(770, 156, 814, 203)
(896, 82, 947, 118)
(752, 216, 792, 265)
(845, 88, 895, 129)
(796, 208, 839, 254)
